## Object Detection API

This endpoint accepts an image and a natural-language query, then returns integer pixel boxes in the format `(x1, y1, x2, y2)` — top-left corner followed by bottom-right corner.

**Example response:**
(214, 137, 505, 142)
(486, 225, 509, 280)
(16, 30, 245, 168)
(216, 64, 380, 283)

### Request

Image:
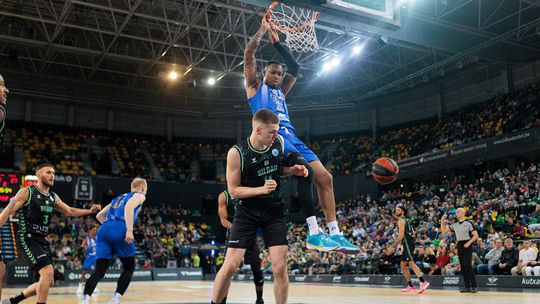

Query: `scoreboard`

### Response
(0, 173, 20, 207)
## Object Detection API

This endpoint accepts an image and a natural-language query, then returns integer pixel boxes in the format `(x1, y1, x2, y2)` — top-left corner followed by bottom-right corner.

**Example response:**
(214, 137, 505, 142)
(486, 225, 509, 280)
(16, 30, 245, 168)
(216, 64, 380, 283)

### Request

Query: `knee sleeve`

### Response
(120, 257, 136, 272)
(251, 263, 264, 286)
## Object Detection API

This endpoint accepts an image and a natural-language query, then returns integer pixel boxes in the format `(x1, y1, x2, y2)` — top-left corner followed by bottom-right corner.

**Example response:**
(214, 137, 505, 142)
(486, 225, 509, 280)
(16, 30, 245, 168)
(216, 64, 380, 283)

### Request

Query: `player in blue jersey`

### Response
(80, 178, 147, 304)
(242, 18, 359, 253)
(77, 225, 98, 294)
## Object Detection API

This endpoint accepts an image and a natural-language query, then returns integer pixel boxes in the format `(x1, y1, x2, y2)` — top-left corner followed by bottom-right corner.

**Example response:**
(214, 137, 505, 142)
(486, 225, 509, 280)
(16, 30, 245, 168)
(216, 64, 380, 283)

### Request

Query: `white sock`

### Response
(113, 292, 122, 302)
(78, 282, 83, 288)
(83, 294, 91, 301)
(306, 216, 319, 235)
(328, 221, 340, 236)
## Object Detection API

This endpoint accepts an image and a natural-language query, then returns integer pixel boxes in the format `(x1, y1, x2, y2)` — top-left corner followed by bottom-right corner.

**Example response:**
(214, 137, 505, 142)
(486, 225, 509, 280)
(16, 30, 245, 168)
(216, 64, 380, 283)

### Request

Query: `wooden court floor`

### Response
(2, 281, 538, 304)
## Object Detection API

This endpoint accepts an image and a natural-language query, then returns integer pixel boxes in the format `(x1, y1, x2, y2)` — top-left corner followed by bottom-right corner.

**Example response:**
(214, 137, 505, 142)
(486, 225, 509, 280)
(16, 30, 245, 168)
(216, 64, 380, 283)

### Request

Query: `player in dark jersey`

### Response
(211, 109, 308, 304)
(218, 190, 264, 304)
(0, 74, 10, 147)
(394, 205, 430, 294)
(243, 17, 357, 253)
(80, 178, 147, 304)
(0, 164, 101, 304)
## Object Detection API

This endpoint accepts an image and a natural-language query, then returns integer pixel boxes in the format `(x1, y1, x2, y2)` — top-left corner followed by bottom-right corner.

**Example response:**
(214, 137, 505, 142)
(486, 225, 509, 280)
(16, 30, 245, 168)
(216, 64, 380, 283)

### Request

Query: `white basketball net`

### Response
(267, 2, 319, 53)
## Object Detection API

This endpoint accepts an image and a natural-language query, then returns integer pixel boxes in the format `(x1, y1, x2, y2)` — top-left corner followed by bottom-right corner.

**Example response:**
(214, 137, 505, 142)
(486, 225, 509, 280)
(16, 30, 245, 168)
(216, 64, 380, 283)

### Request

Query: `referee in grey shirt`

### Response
(440, 208, 479, 293)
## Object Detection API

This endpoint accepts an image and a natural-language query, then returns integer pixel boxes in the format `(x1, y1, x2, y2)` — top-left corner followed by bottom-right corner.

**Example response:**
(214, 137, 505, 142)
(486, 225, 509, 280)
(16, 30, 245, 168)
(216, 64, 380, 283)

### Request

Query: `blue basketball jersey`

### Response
(86, 235, 97, 257)
(247, 83, 295, 132)
(105, 192, 142, 224)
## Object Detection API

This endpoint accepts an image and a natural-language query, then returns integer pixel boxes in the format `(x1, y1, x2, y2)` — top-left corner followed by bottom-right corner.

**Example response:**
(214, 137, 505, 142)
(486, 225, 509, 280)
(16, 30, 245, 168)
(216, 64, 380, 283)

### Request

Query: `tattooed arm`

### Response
(0, 187, 30, 227)
(244, 19, 268, 98)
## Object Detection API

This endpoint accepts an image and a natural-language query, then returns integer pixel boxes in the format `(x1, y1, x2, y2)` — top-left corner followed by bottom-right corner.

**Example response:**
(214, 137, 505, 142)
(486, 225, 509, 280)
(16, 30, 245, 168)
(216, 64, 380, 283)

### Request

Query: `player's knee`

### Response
(315, 168, 333, 187)
(121, 257, 136, 272)
(39, 266, 55, 285)
(271, 261, 287, 278)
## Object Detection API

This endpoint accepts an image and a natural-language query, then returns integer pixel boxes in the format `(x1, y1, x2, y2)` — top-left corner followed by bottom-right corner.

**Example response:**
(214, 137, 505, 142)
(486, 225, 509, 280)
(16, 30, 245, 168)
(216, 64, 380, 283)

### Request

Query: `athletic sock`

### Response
(256, 289, 263, 299)
(113, 292, 122, 302)
(419, 276, 425, 283)
(327, 221, 340, 236)
(9, 292, 27, 304)
(83, 295, 91, 301)
(306, 216, 319, 235)
(408, 281, 414, 287)
(221, 297, 227, 304)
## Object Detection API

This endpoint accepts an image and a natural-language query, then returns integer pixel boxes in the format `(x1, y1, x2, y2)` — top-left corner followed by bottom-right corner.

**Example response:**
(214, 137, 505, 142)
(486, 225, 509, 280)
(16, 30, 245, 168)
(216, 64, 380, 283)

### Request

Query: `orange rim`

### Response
(265, 1, 319, 32)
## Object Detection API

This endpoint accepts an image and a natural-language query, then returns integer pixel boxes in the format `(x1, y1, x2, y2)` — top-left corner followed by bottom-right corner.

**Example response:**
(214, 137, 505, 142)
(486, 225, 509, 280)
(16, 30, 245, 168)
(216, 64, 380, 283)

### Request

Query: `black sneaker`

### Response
(459, 288, 472, 293)
(255, 299, 264, 304)
(471, 287, 478, 293)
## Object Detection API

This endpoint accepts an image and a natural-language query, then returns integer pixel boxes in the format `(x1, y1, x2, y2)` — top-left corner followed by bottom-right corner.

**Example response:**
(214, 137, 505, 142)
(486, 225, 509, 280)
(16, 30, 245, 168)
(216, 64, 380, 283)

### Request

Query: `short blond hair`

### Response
(131, 178, 147, 191)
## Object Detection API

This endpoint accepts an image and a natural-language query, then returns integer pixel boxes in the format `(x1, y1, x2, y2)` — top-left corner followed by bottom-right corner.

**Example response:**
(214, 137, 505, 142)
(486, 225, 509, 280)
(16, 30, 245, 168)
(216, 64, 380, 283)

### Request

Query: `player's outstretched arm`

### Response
(244, 19, 267, 96)
(217, 192, 232, 230)
(123, 193, 146, 241)
(227, 148, 273, 198)
(53, 194, 101, 217)
(268, 26, 299, 96)
(0, 187, 29, 227)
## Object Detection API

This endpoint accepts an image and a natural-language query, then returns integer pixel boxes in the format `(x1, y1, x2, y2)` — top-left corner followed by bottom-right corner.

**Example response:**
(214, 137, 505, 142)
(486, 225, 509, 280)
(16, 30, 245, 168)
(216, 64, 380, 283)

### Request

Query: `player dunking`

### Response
(211, 109, 308, 304)
(80, 178, 147, 304)
(394, 205, 430, 294)
(0, 164, 101, 304)
(77, 225, 98, 294)
(243, 17, 358, 253)
(218, 190, 264, 304)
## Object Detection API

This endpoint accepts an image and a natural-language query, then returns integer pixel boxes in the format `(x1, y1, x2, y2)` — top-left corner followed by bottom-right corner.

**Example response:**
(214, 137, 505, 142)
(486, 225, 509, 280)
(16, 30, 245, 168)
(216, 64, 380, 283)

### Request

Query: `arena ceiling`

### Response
(0, 0, 539, 116)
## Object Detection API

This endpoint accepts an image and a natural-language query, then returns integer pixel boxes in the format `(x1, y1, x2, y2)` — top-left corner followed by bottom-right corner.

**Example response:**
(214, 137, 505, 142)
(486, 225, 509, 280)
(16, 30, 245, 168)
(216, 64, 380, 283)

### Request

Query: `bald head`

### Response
(456, 208, 466, 221)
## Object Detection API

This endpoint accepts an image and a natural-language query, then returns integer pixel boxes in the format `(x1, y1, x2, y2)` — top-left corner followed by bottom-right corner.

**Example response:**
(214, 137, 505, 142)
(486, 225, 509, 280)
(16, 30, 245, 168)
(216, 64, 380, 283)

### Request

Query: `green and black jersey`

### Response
(223, 189, 236, 223)
(18, 185, 57, 239)
(402, 217, 416, 246)
(233, 136, 284, 205)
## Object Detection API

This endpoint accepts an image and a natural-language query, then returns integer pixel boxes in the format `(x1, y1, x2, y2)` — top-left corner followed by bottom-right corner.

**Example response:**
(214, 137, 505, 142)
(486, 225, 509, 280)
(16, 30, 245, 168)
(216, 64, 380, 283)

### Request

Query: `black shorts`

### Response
(401, 238, 415, 262)
(228, 201, 287, 249)
(17, 235, 52, 272)
(226, 230, 261, 265)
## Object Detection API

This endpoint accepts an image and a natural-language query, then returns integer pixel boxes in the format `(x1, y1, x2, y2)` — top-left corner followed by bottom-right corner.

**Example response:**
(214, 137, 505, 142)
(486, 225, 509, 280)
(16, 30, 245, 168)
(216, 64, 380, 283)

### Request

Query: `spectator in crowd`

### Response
(494, 238, 519, 275)
(477, 239, 504, 275)
(429, 246, 450, 275)
(511, 240, 537, 275)
(523, 250, 540, 276)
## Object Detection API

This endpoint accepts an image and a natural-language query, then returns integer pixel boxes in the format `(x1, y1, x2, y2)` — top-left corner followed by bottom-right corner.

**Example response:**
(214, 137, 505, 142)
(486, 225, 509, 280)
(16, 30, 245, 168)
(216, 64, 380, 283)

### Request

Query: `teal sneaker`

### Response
(329, 234, 360, 253)
(307, 233, 340, 252)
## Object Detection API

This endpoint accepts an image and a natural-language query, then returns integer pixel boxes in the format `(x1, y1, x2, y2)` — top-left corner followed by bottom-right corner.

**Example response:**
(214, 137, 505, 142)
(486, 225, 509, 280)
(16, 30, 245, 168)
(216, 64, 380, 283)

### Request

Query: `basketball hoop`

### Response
(265, 2, 320, 53)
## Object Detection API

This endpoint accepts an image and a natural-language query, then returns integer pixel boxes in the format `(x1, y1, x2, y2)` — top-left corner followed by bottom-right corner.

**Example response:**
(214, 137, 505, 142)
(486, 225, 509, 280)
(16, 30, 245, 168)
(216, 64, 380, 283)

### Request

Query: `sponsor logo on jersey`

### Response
(272, 149, 279, 157)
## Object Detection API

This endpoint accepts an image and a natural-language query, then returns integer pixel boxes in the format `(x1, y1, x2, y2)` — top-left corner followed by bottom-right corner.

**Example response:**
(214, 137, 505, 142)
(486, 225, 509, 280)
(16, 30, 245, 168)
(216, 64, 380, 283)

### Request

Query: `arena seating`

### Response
(3, 82, 537, 180)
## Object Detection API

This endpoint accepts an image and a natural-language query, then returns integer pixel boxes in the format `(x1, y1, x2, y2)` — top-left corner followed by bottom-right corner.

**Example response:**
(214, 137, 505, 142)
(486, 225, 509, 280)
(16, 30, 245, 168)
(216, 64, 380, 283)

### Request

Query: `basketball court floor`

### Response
(3, 281, 538, 304)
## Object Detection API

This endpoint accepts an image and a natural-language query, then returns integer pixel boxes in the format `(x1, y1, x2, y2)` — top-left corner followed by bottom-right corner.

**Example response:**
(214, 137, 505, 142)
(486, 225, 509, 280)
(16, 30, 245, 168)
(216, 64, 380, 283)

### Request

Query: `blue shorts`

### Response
(96, 220, 136, 260)
(82, 255, 96, 270)
(279, 127, 318, 163)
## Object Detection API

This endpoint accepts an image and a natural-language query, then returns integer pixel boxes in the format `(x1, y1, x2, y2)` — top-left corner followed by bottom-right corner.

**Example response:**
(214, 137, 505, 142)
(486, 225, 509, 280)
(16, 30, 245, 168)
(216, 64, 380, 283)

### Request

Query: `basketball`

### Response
(371, 157, 399, 185)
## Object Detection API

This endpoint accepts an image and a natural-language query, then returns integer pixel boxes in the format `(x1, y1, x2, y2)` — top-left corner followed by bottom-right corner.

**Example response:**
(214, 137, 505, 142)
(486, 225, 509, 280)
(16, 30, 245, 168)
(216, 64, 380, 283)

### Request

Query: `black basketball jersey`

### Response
(18, 185, 57, 238)
(233, 136, 284, 205)
(402, 217, 416, 244)
(223, 189, 236, 222)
